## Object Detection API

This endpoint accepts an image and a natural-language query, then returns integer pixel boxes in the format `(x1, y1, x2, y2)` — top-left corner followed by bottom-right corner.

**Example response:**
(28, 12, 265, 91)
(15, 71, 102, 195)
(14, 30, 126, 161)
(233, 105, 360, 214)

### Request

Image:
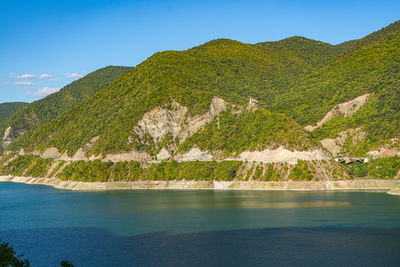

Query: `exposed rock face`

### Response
(59, 152, 72, 161)
(320, 128, 366, 156)
(177, 97, 228, 142)
(58, 149, 151, 162)
(134, 99, 187, 144)
(157, 148, 171, 161)
(2, 126, 12, 148)
(305, 94, 370, 131)
(103, 150, 151, 162)
(2, 126, 29, 148)
(320, 139, 342, 156)
(134, 96, 228, 145)
(234, 147, 328, 164)
(41, 147, 61, 159)
(246, 97, 259, 111)
(367, 149, 400, 158)
(84, 136, 99, 151)
(174, 147, 213, 161)
(58, 149, 88, 161)
(72, 148, 87, 161)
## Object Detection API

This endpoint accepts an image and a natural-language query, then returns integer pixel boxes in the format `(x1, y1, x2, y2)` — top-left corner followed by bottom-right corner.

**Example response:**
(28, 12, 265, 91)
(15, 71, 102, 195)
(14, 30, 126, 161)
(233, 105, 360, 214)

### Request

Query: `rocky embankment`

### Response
(1, 176, 399, 193)
(387, 185, 400, 196)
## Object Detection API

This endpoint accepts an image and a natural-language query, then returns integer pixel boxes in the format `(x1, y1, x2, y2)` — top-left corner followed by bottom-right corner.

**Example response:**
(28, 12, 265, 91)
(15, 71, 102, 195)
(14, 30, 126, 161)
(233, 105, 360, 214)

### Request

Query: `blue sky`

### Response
(1, 0, 399, 103)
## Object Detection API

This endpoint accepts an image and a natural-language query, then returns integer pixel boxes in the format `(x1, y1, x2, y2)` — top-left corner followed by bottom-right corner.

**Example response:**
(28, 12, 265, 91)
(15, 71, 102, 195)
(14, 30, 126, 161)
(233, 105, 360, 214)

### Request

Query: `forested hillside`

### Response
(7, 37, 340, 156)
(0, 66, 132, 149)
(2, 20, 400, 182)
(267, 20, 400, 155)
(0, 102, 27, 123)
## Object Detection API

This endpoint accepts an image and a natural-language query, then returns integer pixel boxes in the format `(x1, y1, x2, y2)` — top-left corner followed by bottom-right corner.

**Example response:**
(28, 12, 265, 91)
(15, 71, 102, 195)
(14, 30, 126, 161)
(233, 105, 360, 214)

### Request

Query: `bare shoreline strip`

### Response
(0, 176, 399, 194)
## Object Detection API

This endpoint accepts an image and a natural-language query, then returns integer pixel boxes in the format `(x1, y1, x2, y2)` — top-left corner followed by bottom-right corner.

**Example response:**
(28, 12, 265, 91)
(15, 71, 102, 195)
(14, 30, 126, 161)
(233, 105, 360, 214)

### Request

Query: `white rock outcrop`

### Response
(103, 150, 151, 162)
(134, 96, 228, 145)
(246, 97, 259, 111)
(41, 147, 61, 159)
(134, 99, 187, 144)
(2, 126, 12, 148)
(305, 94, 370, 131)
(174, 147, 213, 162)
(320, 128, 366, 156)
(157, 148, 171, 161)
(233, 147, 328, 164)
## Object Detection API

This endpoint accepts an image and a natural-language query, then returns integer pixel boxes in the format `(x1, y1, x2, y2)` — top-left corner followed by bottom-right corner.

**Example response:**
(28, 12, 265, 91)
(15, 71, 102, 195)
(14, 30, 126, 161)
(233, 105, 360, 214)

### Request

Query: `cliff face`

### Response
(134, 97, 228, 148)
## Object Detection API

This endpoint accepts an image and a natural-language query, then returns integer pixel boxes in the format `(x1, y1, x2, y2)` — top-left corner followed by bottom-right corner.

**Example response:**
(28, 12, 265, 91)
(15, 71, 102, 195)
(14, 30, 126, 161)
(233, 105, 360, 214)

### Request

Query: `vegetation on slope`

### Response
(4, 21, 400, 165)
(267, 22, 400, 154)
(58, 160, 242, 182)
(257, 36, 342, 70)
(0, 66, 132, 148)
(180, 108, 319, 156)
(337, 20, 400, 54)
(7, 153, 400, 182)
(271, 31, 400, 125)
(0, 102, 27, 123)
(8, 38, 340, 156)
(346, 156, 400, 179)
(0, 154, 53, 177)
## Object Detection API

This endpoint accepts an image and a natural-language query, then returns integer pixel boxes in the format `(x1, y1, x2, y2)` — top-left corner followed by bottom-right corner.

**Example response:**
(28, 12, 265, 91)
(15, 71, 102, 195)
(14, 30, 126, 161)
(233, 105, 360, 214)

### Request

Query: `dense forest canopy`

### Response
(0, 102, 27, 123)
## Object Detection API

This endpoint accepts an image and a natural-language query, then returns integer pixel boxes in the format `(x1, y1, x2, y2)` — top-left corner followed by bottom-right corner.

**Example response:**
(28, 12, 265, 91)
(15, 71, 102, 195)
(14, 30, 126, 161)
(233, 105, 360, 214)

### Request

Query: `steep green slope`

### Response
(0, 102, 27, 123)
(337, 20, 400, 54)
(7, 38, 337, 156)
(0, 66, 132, 148)
(269, 21, 400, 155)
(257, 36, 341, 70)
(180, 108, 319, 156)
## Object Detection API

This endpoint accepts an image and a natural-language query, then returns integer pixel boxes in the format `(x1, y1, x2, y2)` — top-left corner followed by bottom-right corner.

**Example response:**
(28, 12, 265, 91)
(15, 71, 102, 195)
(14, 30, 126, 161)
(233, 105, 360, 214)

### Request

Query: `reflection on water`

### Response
(105, 190, 353, 211)
(1, 182, 400, 237)
(155, 200, 350, 209)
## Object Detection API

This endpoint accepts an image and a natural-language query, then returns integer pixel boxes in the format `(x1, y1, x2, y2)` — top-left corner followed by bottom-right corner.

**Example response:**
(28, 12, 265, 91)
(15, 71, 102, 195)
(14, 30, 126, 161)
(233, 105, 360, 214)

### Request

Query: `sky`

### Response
(1, 0, 400, 103)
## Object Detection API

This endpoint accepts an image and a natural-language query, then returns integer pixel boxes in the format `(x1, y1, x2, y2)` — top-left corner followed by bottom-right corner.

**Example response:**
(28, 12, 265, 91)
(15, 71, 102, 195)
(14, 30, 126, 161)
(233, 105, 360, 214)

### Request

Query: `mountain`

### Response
(2, 21, 400, 183)
(0, 102, 27, 123)
(5, 37, 341, 157)
(268, 20, 400, 156)
(0, 66, 132, 149)
(336, 20, 400, 54)
(257, 36, 343, 70)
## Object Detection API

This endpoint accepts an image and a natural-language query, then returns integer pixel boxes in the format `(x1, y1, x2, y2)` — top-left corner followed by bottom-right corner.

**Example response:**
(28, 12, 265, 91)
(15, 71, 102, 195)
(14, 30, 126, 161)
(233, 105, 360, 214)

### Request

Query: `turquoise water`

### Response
(1, 182, 400, 266)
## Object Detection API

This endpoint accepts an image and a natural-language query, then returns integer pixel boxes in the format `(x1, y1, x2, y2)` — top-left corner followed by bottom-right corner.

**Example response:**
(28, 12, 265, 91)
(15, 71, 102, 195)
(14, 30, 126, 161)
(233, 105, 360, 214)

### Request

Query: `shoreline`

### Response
(0, 176, 399, 194)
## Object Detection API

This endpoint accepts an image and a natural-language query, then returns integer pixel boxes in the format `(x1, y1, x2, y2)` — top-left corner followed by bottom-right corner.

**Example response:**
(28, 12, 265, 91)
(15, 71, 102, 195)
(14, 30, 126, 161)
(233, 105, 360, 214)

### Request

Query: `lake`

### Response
(1, 182, 400, 266)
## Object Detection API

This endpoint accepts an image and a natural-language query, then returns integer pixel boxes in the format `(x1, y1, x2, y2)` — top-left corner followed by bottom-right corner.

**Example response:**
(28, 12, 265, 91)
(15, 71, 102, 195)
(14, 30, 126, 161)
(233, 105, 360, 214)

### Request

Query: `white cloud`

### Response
(32, 87, 60, 97)
(39, 73, 54, 79)
(15, 73, 36, 79)
(66, 72, 83, 79)
(13, 81, 33, 86)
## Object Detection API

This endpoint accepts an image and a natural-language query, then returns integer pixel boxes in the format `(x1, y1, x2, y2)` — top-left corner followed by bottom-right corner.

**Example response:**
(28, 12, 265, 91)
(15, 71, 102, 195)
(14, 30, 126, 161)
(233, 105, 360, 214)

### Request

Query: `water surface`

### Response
(1, 182, 400, 266)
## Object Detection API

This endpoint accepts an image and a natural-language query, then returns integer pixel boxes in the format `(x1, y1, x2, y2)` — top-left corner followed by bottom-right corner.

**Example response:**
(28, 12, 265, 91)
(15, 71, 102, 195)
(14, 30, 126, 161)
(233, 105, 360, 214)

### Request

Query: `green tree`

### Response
(0, 240, 30, 267)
